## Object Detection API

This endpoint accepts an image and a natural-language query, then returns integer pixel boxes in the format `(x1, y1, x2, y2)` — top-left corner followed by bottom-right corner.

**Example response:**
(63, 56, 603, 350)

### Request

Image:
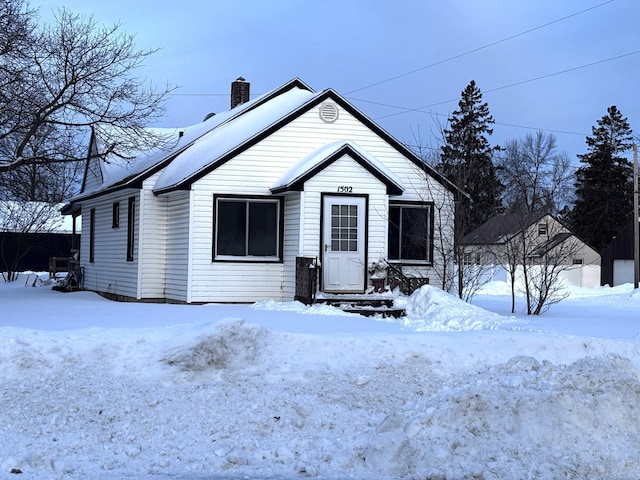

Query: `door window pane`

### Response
(331, 203, 358, 252)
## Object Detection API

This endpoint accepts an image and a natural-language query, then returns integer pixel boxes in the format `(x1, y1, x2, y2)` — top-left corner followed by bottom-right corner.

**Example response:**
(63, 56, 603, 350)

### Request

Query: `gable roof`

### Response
(461, 212, 548, 246)
(71, 78, 462, 203)
(270, 141, 404, 195)
(529, 232, 574, 257)
(72, 78, 314, 203)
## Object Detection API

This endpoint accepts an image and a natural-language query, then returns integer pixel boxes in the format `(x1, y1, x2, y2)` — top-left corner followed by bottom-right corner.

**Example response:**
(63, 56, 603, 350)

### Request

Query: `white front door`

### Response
(322, 195, 366, 293)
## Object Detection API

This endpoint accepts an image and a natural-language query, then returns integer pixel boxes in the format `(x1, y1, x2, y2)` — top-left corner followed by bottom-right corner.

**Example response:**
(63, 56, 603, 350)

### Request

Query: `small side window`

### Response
(127, 197, 135, 261)
(89, 208, 96, 263)
(112, 202, 120, 228)
(538, 223, 548, 236)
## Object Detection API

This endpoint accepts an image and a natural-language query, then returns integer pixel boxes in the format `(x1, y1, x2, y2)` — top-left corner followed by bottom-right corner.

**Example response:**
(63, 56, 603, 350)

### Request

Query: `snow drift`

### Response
(1, 276, 640, 479)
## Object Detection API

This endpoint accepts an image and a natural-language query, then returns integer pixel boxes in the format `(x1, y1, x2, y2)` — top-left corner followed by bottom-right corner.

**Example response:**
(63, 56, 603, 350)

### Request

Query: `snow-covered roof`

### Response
(271, 141, 404, 194)
(72, 79, 316, 201)
(153, 86, 317, 193)
(70, 77, 460, 203)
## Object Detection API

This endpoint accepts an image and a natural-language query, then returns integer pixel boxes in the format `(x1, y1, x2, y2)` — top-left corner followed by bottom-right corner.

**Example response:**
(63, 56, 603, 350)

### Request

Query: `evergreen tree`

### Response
(570, 105, 633, 251)
(438, 80, 502, 299)
(439, 80, 503, 235)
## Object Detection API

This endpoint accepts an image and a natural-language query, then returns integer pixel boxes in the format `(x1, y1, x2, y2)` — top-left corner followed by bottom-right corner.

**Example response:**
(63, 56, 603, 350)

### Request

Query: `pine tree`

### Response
(570, 105, 633, 252)
(440, 80, 503, 235)
(438, 80, 502, 299)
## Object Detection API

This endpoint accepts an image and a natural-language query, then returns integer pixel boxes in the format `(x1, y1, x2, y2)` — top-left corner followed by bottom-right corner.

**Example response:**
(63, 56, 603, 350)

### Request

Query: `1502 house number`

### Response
(337, 186, 353, 193)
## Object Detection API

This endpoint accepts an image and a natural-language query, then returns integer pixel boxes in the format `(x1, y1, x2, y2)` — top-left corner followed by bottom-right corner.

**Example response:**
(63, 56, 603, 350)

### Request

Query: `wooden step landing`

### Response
(315, 296, 405, 318)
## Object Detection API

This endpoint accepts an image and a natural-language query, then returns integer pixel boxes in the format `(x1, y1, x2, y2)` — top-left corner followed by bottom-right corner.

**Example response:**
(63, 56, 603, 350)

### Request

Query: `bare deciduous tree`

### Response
(0, 201, 63, 281)
(497, 131, 574, 215)
(1, 0, 175, 281)
(489, 215, 581, 315)
(0, 0, 174, 174)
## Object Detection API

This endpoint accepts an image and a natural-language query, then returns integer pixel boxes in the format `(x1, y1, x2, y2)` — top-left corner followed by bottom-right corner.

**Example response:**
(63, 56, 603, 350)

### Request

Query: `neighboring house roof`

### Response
(530, 232, 573, 257)
(462, 212, 599, 260)
(71, 77, 461, 204)
(461, 212, 547, 246)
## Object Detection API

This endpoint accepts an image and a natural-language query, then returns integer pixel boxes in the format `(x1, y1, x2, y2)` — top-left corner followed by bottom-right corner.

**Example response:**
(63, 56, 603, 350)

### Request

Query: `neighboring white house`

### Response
(66, 78, 459, 303)
(461, 212, 601, 288)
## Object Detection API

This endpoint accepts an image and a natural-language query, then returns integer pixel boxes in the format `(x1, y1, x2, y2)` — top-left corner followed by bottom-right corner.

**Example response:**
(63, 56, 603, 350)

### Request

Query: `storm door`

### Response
(322, 195, 366, 293)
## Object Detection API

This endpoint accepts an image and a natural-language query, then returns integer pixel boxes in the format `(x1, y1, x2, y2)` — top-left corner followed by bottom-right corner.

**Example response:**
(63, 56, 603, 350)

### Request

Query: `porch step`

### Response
(316, 296, 405, 318)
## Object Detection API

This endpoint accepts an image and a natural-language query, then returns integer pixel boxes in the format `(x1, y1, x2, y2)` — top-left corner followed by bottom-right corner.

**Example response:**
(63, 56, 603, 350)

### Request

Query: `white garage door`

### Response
(613, 259, 634, 286)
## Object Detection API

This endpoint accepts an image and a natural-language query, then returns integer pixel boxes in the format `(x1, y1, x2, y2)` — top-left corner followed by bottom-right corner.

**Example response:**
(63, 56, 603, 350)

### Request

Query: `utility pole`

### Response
(634, 143, 639, 290)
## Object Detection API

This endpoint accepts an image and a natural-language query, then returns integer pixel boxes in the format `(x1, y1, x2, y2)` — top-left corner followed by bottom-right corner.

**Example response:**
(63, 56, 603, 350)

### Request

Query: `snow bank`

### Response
(399, 285, 514, 331)
(2, 276, 640, 479)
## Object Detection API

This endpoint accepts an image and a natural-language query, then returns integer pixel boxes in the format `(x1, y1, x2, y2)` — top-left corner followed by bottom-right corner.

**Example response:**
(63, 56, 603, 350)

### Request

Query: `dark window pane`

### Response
(388, 206, 400, 260)
(127, 197, 135, 261)
(217, 200, 246, 255)
(248, 202, 277, 256)
(388, 205, 430, 261)
(401, 208, 427, 260)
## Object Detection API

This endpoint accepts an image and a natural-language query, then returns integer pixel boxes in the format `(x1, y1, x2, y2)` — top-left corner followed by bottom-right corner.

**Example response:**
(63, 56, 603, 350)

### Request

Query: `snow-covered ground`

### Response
(1, 274, 640, 479)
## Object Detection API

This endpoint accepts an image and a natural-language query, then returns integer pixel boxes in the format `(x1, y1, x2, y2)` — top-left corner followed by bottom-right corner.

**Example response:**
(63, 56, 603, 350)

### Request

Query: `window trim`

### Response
(127, 196, 135, 262)
(89, 208, 95, 263)
(463, 252, 481, 265)
(388, 201, 434, 265)
(112, 202, 120, 228)
(538, 222, 548, 236)
(213, 195, 284, 263)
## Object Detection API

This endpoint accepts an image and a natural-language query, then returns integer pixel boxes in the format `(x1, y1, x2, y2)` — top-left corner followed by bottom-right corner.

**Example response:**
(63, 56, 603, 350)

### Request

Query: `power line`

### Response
(168, 93, 228, 97)
(371, 50, 640, 121)
(166, 1, 616, 102)
(347, 97, 590, 137)
(345, 0, 616, 95)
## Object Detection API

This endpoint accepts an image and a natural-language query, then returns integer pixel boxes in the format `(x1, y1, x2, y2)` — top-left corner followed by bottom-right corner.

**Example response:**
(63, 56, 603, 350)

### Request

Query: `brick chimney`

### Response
(230, 77, 250, 108)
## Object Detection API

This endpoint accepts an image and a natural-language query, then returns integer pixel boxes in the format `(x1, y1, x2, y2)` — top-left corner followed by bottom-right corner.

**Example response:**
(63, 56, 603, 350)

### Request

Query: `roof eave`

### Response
(270, 143, 405, 195)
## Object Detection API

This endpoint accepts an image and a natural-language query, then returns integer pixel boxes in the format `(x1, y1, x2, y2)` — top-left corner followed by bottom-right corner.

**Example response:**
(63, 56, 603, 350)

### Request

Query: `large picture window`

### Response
(214, 197, 282, 261)
(388, 202, 433, 263)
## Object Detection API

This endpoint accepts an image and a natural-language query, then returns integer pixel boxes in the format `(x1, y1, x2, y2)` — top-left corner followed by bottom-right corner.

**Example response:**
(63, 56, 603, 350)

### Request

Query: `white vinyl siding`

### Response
(282, 193, 301, 299)
(138, 179, 167, 299)
(80, 92, 455, 302)
(165, 191, 190, 302)
(79, 189, 140, 299)
(180, 187, 286, 303)
(82, 156, 103, 193)
(183, 102, 453, 301)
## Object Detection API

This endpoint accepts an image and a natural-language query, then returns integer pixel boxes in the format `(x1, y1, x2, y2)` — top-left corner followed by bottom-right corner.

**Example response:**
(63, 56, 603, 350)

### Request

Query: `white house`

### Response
(461, 212, 601, 288)
(67, 78, 459, 303)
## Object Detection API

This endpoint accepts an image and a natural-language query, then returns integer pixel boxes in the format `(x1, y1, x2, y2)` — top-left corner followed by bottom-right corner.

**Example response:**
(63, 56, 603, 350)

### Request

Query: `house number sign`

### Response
(336, 186, 353, 193)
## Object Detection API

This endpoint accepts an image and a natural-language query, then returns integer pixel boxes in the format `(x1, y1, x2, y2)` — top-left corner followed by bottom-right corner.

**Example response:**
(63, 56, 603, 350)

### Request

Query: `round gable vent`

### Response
(319, 102, 339, 123)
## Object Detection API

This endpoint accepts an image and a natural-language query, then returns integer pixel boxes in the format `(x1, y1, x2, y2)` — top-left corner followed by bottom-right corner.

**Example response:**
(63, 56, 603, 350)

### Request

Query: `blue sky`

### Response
(37, 0, 639, 164)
